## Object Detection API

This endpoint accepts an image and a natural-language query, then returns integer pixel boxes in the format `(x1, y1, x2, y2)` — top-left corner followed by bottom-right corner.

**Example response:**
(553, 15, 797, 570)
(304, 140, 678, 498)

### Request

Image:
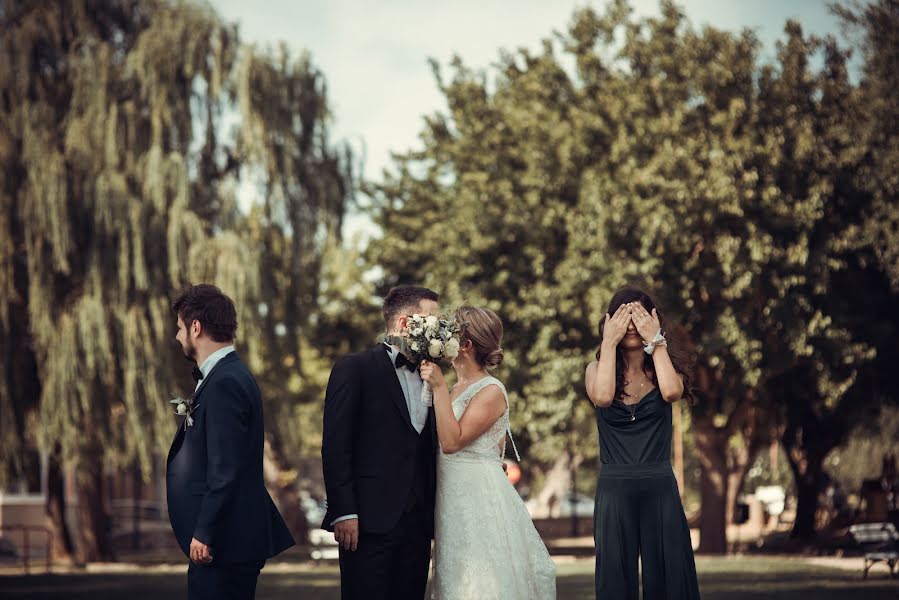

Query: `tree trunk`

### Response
(44, 446, 75, 564)
(132, 461, 142, 551)
(726, 404, 765, 524)
(263, 436, 308, 548)
(74, 443, 115, 563)
(776, 367, 849, 544)
(785, 443, 827, 542)
(694, 423, 728, 554)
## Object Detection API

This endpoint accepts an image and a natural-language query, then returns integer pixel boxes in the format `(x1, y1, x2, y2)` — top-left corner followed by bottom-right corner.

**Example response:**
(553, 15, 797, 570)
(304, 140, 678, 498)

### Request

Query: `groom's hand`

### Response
(334, 518, 359, 551)
(190, 537, 213, 564)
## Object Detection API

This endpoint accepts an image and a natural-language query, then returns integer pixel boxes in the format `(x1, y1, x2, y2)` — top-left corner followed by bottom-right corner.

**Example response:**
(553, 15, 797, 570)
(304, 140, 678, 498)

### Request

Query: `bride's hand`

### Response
(419, 360, 446, 390)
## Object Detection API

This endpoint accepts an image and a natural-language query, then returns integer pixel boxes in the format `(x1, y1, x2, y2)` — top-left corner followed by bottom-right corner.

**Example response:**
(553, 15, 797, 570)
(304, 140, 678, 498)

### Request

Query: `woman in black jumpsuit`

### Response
(585, 286, 700, 599)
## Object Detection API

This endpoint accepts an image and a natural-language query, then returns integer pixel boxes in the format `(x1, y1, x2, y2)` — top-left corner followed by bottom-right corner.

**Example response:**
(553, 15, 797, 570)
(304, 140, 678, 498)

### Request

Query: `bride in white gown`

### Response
(419, 306, 556, 600)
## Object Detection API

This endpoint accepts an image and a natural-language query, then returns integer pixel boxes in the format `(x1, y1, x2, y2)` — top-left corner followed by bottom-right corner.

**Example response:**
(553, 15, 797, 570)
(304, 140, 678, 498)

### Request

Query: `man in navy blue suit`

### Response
(167, 284, 294, 599)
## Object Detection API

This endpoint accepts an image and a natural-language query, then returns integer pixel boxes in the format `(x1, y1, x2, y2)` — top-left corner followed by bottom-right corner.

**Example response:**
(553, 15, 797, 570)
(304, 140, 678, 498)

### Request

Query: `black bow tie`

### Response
(192, 366, 204, 383)
(394, 352, 418, 372)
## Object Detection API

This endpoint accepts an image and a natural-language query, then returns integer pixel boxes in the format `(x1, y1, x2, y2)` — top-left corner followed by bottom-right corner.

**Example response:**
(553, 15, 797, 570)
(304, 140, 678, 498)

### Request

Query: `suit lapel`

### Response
(167, 352, 241, 463)
(192, 351, 239, 403)
(167, 424, 185, 464)
(372, 345, 415, 432)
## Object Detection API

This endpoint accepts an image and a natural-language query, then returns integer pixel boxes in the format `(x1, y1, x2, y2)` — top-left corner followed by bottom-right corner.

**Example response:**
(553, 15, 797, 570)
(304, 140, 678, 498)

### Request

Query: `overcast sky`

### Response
(210, 1, 844, 235)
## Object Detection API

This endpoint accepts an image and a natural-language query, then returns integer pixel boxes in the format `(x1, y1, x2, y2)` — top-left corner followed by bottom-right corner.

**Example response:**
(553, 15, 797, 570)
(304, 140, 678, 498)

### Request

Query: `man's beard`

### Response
(182, 338, 197, 362)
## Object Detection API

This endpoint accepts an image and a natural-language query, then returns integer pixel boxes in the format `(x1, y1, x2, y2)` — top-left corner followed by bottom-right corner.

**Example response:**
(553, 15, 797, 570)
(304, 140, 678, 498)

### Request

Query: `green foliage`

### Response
(0, 0, 241, 478)
(232, 41, 363, 462)
(826, 405, 899, 494)
(0, 0, 357, 487)
(366, 0, 899, 524)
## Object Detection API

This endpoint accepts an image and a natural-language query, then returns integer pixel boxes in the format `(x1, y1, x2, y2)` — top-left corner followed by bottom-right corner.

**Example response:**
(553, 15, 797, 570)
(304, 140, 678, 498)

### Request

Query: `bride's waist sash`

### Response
(439, 451, 503, 465)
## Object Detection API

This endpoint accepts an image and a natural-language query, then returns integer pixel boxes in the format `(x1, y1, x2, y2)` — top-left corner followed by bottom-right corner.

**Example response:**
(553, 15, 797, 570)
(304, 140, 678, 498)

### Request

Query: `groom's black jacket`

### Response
(322, 345, 437, 536)
(167, 352, 295, 563)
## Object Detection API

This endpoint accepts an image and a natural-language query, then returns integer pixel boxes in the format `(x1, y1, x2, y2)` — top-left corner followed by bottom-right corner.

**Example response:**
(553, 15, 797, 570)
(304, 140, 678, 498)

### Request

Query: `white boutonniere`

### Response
(170, 395, 198, 430)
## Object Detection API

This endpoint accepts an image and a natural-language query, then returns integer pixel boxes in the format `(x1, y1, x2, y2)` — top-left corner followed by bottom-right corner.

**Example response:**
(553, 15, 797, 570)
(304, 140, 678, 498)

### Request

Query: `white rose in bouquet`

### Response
(428, 338, 444, 358)
(443, 337, 460, 359)
(425, 315, 439, 332)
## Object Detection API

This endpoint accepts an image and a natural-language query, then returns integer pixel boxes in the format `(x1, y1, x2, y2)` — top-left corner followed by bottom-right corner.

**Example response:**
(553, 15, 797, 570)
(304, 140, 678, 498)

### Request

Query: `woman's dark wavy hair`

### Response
(594, 285, 695, 404)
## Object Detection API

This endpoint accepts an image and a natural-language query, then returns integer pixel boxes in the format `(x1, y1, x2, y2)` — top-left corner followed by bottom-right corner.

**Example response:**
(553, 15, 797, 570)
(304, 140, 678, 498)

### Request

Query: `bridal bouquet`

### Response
(393, 313, 462, 406)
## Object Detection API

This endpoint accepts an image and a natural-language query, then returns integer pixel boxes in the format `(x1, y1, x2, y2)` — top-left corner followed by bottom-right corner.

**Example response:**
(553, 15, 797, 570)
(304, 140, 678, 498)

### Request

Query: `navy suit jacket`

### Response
(166, 352, 295, 563)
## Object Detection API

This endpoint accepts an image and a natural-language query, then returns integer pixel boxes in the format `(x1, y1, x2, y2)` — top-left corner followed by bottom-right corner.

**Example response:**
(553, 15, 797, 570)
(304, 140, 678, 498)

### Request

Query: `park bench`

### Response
(849, 522, 898, 579)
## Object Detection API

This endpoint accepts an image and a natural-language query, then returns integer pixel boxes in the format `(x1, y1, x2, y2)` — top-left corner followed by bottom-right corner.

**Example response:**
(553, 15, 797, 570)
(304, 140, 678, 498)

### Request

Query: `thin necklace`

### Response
(625, 372, 652, 422)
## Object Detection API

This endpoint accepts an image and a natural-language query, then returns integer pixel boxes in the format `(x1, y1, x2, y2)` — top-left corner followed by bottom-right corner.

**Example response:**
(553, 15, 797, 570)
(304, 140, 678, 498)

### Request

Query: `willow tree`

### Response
(1, 0, 359, 560)
(230, 42, 358, 542)
(0, 0, 243, 561)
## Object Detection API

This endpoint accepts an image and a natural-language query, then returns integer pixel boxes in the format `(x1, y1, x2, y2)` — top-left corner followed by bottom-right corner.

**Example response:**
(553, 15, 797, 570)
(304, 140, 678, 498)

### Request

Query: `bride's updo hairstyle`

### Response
(454, 306, 504, 369)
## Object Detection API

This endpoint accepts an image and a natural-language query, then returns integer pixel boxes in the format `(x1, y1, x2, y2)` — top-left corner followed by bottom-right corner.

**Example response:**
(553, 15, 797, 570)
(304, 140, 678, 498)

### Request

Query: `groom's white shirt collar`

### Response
(195, 345, 235, 390)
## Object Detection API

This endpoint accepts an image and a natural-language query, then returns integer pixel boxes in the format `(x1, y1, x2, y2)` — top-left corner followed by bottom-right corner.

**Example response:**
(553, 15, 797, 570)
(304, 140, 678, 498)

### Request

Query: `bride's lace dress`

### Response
(431, 376, 556, 599)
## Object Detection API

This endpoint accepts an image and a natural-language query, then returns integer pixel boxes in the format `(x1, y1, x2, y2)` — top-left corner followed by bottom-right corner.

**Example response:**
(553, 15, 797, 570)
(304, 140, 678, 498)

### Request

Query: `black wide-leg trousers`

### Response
(594, 462, 701, 600)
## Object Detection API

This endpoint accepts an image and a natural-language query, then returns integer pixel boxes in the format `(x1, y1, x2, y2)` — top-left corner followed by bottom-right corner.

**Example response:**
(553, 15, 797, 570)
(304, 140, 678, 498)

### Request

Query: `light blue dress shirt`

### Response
(194, 345, 235, 391)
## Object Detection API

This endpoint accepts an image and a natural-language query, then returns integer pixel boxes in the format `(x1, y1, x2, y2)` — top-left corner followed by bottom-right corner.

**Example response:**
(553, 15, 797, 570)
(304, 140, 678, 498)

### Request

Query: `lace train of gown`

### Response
(431, 376, 556, 600)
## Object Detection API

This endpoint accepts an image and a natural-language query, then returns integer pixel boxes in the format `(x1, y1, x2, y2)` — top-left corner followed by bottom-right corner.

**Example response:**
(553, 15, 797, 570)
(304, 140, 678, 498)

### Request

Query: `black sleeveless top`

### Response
(595, 387, 671, 465)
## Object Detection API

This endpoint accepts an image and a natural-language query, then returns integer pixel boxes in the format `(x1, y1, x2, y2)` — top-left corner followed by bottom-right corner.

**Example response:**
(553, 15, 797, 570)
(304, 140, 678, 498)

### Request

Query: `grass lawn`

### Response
(0, 556, 895, 599)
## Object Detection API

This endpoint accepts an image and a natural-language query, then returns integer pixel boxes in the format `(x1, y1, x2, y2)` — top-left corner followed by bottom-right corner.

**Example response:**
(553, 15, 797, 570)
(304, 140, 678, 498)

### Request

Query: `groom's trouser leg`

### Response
(187, 560, 265, 600)
(339, 528, 392, 600)
(339, 508, 431, 600)
(389, 505, 431, 600)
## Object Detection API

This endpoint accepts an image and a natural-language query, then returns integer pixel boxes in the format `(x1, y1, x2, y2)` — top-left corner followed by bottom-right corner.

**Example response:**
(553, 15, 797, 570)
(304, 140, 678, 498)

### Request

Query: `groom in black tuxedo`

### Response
(167, 284, 295, 600)
(322, 285, 440, 600)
